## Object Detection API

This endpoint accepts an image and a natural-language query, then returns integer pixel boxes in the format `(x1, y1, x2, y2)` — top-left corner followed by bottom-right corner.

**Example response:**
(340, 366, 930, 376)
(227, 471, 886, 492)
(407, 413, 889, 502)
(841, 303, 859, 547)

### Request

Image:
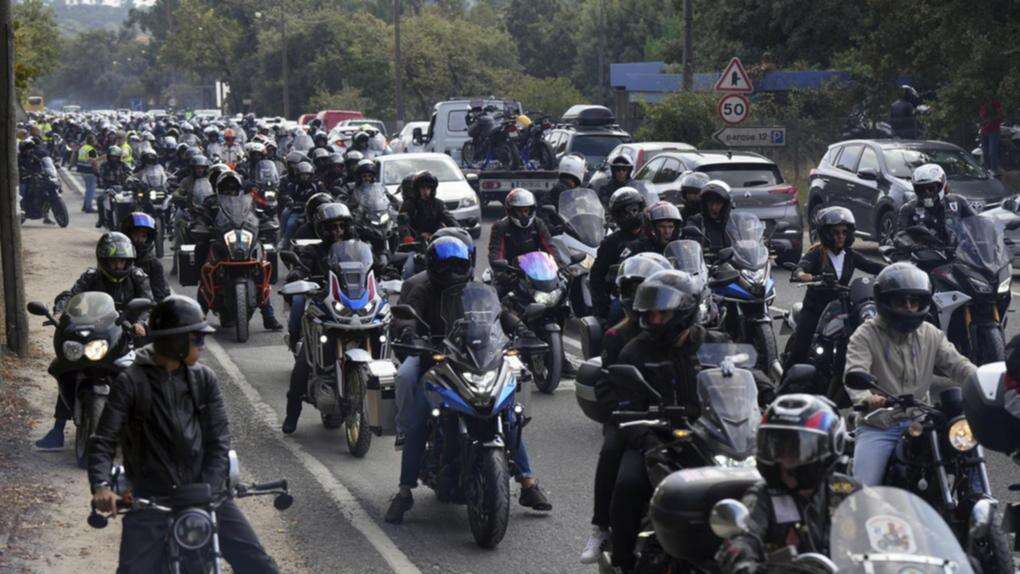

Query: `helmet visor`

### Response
(757, 426, 829, 467)
(633, 285, 687, 312)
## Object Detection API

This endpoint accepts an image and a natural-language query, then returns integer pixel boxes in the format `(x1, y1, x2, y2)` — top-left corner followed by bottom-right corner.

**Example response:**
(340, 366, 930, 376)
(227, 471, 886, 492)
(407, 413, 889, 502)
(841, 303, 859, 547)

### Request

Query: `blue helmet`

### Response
(426, 236, 473, 287)
(121, 212, 157, 257)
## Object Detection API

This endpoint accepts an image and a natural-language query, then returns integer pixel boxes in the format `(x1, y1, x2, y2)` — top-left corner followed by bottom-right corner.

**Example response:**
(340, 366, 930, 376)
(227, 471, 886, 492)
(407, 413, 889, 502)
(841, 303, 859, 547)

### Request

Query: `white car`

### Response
(389, 121, 429, 154)
(376, 153, 482, 237)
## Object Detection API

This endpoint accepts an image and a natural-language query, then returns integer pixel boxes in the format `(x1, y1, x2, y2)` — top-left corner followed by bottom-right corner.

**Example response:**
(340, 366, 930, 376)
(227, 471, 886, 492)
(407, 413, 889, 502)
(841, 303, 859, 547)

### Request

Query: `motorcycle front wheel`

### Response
(344, 366, 373, 458)
(531, 329, 562, 394)
(75, 393, 106, 469)
(154, 215, 165, 259)
(51, 194, 69, 228)
(234, 280, 250, 343)
(972, 324, 1006, 366)
(466, 448, 510, 548)
(750, 321, 780, 377)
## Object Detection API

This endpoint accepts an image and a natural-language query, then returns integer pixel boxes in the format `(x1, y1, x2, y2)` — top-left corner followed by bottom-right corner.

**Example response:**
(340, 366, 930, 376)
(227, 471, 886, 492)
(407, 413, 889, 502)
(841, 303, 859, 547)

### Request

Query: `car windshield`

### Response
(571, 135, 629, 163)
(64, 292, 119, 329)
(440, 283, 509, 372)
(954, 215, 1009, 271)
(328, 240, 374, 300)
(883, 147, 988, 180)
(558, 187, 606, 246)
(381, 157, 464, 186)
(725, 212, 768, 270)
(830, 486, 974, 573)
(699, 164, 782, 188)
(355, 183, 391, 213)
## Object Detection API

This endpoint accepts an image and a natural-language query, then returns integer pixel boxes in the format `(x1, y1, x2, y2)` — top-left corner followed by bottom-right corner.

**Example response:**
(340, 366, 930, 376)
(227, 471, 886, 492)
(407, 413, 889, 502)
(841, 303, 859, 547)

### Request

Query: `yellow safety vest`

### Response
(77, 144, 96, 173)
(120, 143, 134, 166)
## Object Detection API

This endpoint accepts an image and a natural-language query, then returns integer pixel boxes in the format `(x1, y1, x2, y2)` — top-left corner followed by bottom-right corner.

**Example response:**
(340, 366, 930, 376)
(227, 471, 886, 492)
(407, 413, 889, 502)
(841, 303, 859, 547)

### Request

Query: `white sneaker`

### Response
(580, 526, 609, 564)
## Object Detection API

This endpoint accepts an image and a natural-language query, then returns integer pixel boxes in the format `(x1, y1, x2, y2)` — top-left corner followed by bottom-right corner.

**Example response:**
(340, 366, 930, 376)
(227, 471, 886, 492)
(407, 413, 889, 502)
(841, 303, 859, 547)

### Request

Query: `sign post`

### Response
(713, 127, 787, 147)
(715, 57, 754, 126)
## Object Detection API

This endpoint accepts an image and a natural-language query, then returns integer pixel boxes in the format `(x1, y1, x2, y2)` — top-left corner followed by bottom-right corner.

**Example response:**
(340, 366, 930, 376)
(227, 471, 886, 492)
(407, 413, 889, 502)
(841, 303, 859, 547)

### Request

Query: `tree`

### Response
(634, 91, 716, 146)
(499, 74, 587, 119)
(13, 0, 61, 95)
(504, 0, 576, 80)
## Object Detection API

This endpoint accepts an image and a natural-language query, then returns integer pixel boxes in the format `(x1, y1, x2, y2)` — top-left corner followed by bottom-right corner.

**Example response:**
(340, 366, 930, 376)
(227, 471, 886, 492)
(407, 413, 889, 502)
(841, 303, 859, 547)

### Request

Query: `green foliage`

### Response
(13, 0, 61, 94)
(499, 74, 588, 119)
(307, 88, 372, 116)
(504, 0, 576, 79)
(635, 91, 716, 146)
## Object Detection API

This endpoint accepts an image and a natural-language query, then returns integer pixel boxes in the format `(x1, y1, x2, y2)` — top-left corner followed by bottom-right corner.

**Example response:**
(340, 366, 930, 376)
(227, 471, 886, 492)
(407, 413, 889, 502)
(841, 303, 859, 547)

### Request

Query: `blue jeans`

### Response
(982, 131, 1001, 171)
(82, 173, 97, 211)
(396, 356, 533, 487)
(281, 208, 301, 243)
(852, 421, 910, 486)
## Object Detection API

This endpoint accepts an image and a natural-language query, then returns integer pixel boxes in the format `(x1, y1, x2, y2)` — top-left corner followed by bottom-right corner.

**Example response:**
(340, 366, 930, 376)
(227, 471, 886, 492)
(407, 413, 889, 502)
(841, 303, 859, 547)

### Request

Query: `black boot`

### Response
(282, 400, 301, 434)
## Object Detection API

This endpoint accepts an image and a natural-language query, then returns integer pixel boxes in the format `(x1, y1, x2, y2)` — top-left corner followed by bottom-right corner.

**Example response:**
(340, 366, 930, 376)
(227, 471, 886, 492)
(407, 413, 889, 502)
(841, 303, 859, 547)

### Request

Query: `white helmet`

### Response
(911, 163, 947, 208)
(505, 188, 536, 228)
(558, 154, 586, 185)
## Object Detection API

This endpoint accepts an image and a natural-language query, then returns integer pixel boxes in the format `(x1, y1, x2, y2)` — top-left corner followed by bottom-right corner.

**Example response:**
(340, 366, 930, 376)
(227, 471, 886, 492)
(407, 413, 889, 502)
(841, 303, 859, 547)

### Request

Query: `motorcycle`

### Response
(884, 216, 1013, 365)
(190, 194, 276, 343)
(492, 251, 570, 394)
(846, 373, 1013, 573)
(664, 239, 720, 328)
(250, 158, 281, 222)
(88, 451, 293, 574)
(548, 187, 605, 317)
(278, 241, 401, 457)
(390, 283, 545, 548)
(515, 115, 557, 170)
(134, 167, 172, 259)
(353, 182, 401, 279)
(597, 344, 762, 573)
(461, 101, 522, 170)
(27, 294, 150, 467)
(21, 155, 69, 227)
(173, 177, 215, 268)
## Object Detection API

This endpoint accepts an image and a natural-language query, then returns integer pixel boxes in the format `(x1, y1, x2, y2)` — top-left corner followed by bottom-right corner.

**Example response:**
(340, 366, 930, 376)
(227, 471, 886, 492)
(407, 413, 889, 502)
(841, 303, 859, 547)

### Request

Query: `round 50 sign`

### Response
(718, 94, 750, 125)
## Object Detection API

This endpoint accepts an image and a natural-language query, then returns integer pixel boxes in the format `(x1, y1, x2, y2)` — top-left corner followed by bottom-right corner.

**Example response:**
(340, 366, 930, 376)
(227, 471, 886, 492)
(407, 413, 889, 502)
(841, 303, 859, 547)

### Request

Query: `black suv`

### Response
(807, 139, 1012, 244)
(544, 105, 632, 174)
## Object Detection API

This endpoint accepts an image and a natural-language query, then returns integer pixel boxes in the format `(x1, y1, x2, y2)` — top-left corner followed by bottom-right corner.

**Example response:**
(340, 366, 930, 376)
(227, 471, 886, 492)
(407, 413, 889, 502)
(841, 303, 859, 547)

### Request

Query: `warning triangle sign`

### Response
(714, 57, 753, 93)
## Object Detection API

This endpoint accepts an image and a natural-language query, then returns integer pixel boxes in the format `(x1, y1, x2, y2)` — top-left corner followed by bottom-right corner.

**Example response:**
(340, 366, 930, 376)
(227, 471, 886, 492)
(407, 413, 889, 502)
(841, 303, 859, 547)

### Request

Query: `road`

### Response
(57, 172, 1020, 572)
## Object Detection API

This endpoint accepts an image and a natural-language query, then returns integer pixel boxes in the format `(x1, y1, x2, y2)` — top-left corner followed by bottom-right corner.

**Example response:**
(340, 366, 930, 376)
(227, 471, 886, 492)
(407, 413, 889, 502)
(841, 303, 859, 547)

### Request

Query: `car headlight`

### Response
(712, 454, 756, 468)
(948, 418, 977, 451)
(740, 268, 766, 284)
(63, 340, 84, 361)
(458, 195, 478, 208)
(999, 277, 1011, 294)
(462, 370, 498, 393)
(84, 339, 109, 361)
(172, 508, 213, 551)
(534, 289, 562, 306)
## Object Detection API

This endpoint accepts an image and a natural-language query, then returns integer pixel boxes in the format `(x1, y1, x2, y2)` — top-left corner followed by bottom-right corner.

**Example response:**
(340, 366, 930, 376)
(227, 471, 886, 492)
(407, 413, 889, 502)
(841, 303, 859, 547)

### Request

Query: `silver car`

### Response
(376, 152, 483, 237)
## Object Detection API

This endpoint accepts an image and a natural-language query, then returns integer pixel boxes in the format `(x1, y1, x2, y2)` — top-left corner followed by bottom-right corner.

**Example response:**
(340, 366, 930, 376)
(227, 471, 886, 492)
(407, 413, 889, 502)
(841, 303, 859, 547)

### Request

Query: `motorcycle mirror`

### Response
(781, 261, 798, 271)
(681, 225, 704, 239)
(716, 247, 735, 264)
(279, 250, 302, 268)
(27, 301, 52, 319)
(607, 364, 662, 402)
(844, 371, 879, 391)
(125, 298, 154, 321)
(773, 221, 791, 233)
(709, 499, 751, 539)
(539, 204, 558, 218)
(391, 304, 427, 328)
(378, 279, 402, 296)
(228, 450, 241, 487)
(709, 268, 740, 288)
(771, 239, 792, 253)
(490, 259, 513, 274)
(570, 252, 587, 264)
(778, 364, 819, 395)
(273, 493, 294, 511)
(1006, 219, 1020, 231)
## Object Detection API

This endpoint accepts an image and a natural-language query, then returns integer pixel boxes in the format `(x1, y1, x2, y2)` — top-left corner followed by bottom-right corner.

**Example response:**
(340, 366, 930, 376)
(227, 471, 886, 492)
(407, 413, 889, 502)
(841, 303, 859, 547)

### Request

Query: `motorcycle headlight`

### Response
(740, 268, 766, 284)
(534, 289, 562, 306)
(379, 212, 390, 224)
(63, 340, 84, 361)
(948, 418, 977, 451)
(172, 508, 213, 551)
(712, 454, 757, 468)
(333, 300, 346, 315)
(224, 229, 254, 251)
(458, 195, 478, 209)
(264, 191, 276, 200)
(149, 190, 159, 201)
(998, 276, 1012, 294)
(462, 370, 498, 393)
(84, 339, 109, 361)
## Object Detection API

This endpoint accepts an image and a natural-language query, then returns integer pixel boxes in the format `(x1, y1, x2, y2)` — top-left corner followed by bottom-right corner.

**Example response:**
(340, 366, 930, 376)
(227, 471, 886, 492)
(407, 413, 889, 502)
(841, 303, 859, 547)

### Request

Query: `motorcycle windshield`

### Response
(328, 240, 374, 300)
(558, 187, 606, 246)
(192, 178, 214, 206)
(290, 134, 313, 152)
(630, 180, 660, 205)
(40, 156, 58, 180)
(140, 166, 167, 189)
(357, 183, 391, 214)
(517, 251, 559, 290)
(830, 486, 974, 574)
(691, 346, 759, 459)
(216, 194, 257, 229)
(64, 292, 119, 331)
(664, 240, 708, 280)
(256, 160, 279, 186)
(726, 212, 768, 270)
(954, 215, 1009, 272)
(440, 283, 509, 372)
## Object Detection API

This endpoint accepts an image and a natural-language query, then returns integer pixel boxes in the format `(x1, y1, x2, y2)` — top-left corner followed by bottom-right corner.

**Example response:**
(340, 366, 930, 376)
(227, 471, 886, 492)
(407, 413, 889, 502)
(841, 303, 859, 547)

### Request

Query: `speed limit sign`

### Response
(718, 94, 750, 125)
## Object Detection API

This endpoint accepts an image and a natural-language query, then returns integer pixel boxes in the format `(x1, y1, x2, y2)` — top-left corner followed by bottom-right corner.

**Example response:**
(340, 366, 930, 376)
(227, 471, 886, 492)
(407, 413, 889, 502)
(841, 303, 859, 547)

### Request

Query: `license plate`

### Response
(512, 180, 552, 190)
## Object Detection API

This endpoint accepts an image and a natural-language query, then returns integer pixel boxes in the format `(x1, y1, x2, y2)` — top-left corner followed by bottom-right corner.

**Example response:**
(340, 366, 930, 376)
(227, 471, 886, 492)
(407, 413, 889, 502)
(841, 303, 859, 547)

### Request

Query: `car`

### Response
(298, 113, 317, 126)
(807, 139, 1012, 245)
(336, 118, 386, 135)
(632, 149, 804, 263)
(587, 141, 696, 189)
(376, 152, 482, 237)
(544, 105, 632, 176)
(420, 97, 523, 163)
(389, 121, 430, 154)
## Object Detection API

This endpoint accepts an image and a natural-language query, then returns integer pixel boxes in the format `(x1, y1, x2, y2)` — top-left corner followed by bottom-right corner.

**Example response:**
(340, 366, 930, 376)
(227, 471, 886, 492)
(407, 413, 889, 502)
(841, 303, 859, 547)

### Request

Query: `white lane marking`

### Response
(1012, 291, 1020, 298)
(204, 338, 421, 574)
(61, 169, 84, 195)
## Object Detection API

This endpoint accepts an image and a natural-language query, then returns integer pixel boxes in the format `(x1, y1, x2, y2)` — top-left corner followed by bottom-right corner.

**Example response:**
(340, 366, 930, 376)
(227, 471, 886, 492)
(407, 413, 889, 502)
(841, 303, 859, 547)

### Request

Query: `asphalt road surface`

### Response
(55, 173, 1020, 572)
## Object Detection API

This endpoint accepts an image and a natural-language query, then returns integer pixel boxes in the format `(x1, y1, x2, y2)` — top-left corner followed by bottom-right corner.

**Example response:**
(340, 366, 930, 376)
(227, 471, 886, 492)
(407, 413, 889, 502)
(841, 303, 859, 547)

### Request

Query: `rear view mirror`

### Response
(710, 499, 751, 539)
(716, 247, 734, 264)
(490, 259, 514, 274)
(782, 261, 798, 271)
(391, 304, 425, 326)
(27, 301, 51, 317)
(607, 364, 661, 401)
(857, 167, 880, 181)
(771, 239, 792, 253)
(681, 225, 704, 239)
(279, 250, 303, 268)
(125, 298, 154, 321)
(844, 370, 879, 391)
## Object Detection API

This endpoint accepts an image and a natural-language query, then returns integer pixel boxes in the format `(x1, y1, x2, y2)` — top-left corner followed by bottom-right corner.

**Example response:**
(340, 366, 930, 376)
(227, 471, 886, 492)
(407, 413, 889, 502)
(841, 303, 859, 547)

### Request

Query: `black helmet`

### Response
(190, 154, 210, 168)
(699, 180, 732, 222)
(149, 295, 215, 360)
(609, 155, 634, 172)
(120, 212, 157, 258)
(344, 150, 364, 171)
(426, 236, 473, 288)
(304, 191, 334, 222)
(353, 131, 370, 146)
(616, 253, 672, 316)
(643, 201, 683, 246)
(873, 262, 932, 333)
(140, 148, 158, 165)
(285, 151, 306, 167)
(756, 394, 846, 491)
(816, 206, 856, 250)
(633, 269, 700, 340)
(295, 161, 315, 180)
(107, 146, 123, 158)
(95, 231, 136, 282)
(608, 186, 646, 232)
(432, 226, 476, 266)
(313, 131, 329, 146)
(411, 170, 439, 199)
(311, 146, 331, 165)
(314, 203, 353, 243)
(355, 158, 377, 178)
(215, 170, 244, 196)
(328, 152, 346, 168)
(678, 171, 710, 199)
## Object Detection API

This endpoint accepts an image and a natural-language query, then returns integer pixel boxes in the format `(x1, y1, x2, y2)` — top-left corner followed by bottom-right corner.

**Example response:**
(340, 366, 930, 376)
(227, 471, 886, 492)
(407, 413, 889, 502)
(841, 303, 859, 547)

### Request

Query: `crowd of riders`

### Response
(21, 107, 1020, 574)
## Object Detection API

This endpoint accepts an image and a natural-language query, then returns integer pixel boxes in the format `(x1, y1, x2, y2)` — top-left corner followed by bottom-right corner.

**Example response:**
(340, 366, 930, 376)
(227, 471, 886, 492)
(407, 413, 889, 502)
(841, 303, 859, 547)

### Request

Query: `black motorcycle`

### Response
(352, 182, 400, 278)
(134, 168, 172, 258)
(21, 155, 69, 227)
(515, 115, 557, 170)
(88, 451, 292, 574)
(847, 373, 1013, 574)
(461, 101, 522, 170)
(27, 293, 150, 467)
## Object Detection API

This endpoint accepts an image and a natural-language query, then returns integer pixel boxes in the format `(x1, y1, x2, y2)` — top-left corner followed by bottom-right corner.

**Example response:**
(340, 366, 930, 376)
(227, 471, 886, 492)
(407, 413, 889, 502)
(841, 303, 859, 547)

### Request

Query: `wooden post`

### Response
(0, 0, 27, 356)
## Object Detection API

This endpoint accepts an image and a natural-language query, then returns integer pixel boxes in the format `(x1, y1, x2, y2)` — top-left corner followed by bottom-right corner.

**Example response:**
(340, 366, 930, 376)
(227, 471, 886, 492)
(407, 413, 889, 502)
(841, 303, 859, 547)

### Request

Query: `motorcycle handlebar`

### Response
(248, 479, 287, 492)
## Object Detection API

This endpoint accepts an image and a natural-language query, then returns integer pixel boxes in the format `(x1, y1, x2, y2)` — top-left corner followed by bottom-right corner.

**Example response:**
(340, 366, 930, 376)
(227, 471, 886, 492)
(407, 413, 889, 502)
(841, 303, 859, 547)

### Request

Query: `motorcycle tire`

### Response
(234, 281, 250, 343)
(466, 448, 510, 548)
(970, 508, 1013, 574)
(155, 216, 165, 259)
(973, 324, 1006, 366)
(494, 142, 522, 170)
(750, 321, 780, 377)
(51, 195, 69, 228)
(532, 330, 563, 394)
(536, 140, 557, 170)
(345, 366, 373, 458)
(75, 394, 105, 469)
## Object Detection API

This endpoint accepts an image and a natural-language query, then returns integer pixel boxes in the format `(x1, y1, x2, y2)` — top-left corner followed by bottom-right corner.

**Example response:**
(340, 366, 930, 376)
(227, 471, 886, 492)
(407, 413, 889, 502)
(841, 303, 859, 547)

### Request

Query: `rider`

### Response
(385, 236, 552, 524)
(717, 394, 857, 574)
(597, 156, 634, 206)
(895, 163, 975, 248)
(889, 85, 921, 139)
(844, 262, 976, 486)
(87, 295, 280, 573)
(121, 212, 171, 302)
(290, 191, 336, 243)
(35, 232, 152, 450)
(320, 152, 347, 193)
(590, 187, 647, 323)
(220, 128, 245, 166)
(677, 171, 710, 221)
(173, 154, 211, 204)
(621, 201, 682, 257)
(280, 161, 321, 246)
(281, 203, 357, 432)
(539, 153, 585, 215)
(399, 170, 458, 242)
(97, 146, 132, 227)
(488, 188, 555, 289)
(785, 207, 885, 369)
(687, 180, 733, 252)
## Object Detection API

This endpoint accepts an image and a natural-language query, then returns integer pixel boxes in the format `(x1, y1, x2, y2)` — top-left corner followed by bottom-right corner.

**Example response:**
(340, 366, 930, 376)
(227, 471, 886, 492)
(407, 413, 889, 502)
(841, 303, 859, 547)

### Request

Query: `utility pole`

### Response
(682, 0, 693, 91)
(393, 0, 405, 130)
(281, 9, 290, 119)
(0, 0, 27, 356)
(596, 0, 606, 104)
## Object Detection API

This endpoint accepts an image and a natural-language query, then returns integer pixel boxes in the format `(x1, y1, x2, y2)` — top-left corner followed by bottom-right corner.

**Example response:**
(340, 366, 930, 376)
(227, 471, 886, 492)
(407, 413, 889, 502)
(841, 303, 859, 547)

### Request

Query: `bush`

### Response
(499, 74, 588, 119)
(635, 91, 717, 146)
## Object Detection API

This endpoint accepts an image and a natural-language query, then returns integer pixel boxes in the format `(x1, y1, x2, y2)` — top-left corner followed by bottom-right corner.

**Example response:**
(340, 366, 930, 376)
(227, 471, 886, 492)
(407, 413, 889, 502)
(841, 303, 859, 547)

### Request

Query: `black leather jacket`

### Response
(135, 253, 171, 302)
(88, 346, 231, 497)
(895, 194, 976, 248)
(590, 228, 642, 318)
(98, 160, 132, 188)
(400, 194, 457, 236)
(55, 267, 152, 317)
